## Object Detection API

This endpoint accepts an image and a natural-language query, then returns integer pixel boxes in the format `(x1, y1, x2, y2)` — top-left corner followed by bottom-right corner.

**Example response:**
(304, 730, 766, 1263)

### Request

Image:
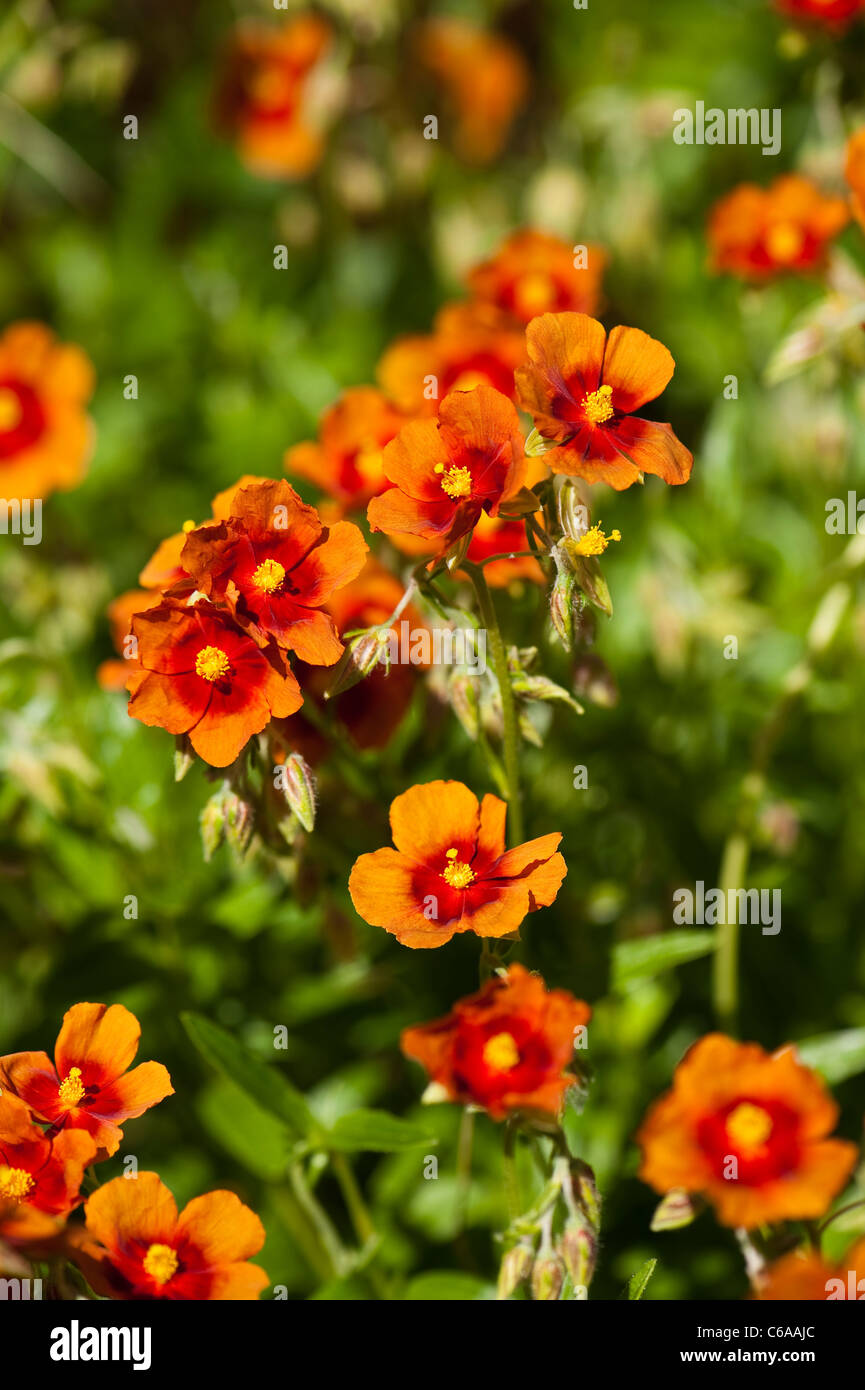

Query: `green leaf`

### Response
(612, 931, 716, 990)
(624, 1258, 657, 1300)
(403, 1272, 493, 1300)
(181, 1012, 317, 1142)
(796, 1028, 865, 1085)
(327, 1108, 435, 1153)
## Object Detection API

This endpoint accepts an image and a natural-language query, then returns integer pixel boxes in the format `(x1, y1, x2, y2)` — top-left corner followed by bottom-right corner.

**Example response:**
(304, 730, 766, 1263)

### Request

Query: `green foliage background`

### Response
(1, 0, 865, 1299)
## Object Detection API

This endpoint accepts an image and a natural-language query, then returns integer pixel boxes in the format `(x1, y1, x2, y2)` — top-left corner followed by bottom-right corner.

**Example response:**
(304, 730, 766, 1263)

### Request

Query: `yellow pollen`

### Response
(516, 271, 556, 318)
(0, 387, 23, 433)
(182, 519, 196, 533)
(449, 370, 489, 393)
(727, 1102, 773, 1151)
(582, 384, 615, 426)
(574, 522, 622, 557)
(434, 464, 473, 500)
(765, 221, 805, 265)
(482, 1032, 520, 1072)
(58, 1066, 85, 1108)
(252, 557, 286, 593)
(195, 645, 231, 682)
(0, 1166, 34, 1202)
(143, 1243, 179, 1286)
(355, 444, 384, 483)
(442, 846, 475, 889)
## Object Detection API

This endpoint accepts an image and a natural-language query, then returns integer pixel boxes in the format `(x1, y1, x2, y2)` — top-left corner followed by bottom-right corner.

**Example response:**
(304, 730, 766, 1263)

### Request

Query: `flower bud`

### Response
(497, 1242, 534, 1300)
(650, 1187, 700, 1232)
(531, 1252, 565, 1302)
(278, 751, 317, 833)
(559, 1224, 596, 1288)
(549, 565, 578, 651)
(223, 790, 255, 856)
(326, 627, 390, 698)
(557, 481, 591, 542)
(570, 1159, 602, 1229)
(199, 790, 226, 862)
(174, 735, 194, 783)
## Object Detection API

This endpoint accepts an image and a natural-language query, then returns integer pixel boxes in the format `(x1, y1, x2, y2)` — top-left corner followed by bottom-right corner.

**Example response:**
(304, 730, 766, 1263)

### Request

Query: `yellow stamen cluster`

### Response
(143, 1243, 179, 1286)
(765, 221, 804, 265)
(582, 383, 615, 426)
(0, 1165, 35, 1202)
(0, 387, 23, 433)
(516, 271, 556, 318)
(441, 846, 475, 890)
(182, 519, 197, 533)
(726, 1102, 773, 1151)
(355, 444, 384, 484)
(195, 645, 231, 683)
(573, 522, 622, 558)
(434, 464, 473, 500)
(58, 1066, 85, 1108)
(252, 557, 286, 593)
(482, 1032, 520, 1072)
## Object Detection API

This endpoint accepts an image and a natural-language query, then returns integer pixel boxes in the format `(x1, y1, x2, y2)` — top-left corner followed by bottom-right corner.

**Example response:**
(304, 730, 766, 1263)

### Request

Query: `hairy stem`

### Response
(464, 561, 523, 845)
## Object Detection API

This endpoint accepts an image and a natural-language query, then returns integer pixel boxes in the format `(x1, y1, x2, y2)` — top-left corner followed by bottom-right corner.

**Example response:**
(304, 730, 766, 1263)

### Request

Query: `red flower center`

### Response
(697, 1096, 801, 1186)
(0, 379, 47, 460)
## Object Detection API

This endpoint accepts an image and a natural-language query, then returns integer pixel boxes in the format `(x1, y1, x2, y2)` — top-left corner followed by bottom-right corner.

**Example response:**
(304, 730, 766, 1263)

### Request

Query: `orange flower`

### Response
(0, 1003, 174, 1160)
(707, 175, 849, 280)
(401, 964, 590, 1119)
(0, 1092, 95, 1219)
(467, 229, 607, 325)
(214, 16, 333, 179)
(367, 386, 527, 551)
(285, 388, 407, 513)
(71, 1171, 268, 1300)
(416, 18, 529, 164)
(181, 480, 367, 666)
(636, 1034, 858, 1229)
(845, 128, 865, 232)
(127, 598, 302, 767)
(348, 779, 567, 948)
(756, 1240, 865, 1300)
(0, 321, 94, 501)
(516, 312, 693, 490)
(378, 302, 526, 417)
(775, 0, 865, 26)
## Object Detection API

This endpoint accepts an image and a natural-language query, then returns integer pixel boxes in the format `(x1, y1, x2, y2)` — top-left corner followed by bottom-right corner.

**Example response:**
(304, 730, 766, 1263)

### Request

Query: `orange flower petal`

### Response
(55, 1003, 141, 1088)
(389, 779, 480, 861)
(84, 1171, 178, 1254)
(601, 324, 676, 413)
(176, 1189, 266, 1266)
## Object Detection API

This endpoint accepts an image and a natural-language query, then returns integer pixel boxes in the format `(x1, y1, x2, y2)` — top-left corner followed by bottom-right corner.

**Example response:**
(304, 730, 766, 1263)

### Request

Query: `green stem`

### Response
(287, 1161, 347, 1278)
(713, 829, 751, 1036)
(330, 1152, 388, 1297)
(464, 561, 523, 845)
(503, 1121, 522, 1222)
